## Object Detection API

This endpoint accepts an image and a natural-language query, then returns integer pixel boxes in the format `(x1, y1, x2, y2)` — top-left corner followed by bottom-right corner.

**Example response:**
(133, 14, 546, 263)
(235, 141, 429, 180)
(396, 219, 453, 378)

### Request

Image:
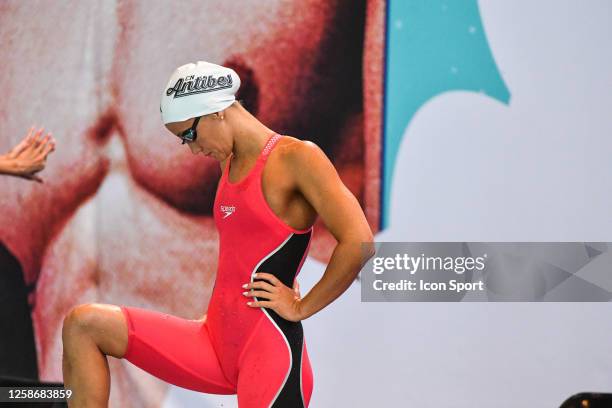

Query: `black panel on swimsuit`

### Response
(254, 231, 311, 408)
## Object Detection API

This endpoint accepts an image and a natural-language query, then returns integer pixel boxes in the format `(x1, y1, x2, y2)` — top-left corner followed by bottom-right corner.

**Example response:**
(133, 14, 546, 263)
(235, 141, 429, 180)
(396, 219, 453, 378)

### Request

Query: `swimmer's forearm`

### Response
(298, 240, 374, 320)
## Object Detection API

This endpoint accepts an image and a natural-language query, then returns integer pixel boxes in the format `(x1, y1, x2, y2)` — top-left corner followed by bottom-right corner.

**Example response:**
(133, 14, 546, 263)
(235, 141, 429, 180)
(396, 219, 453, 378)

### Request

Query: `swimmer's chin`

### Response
(191, 149, 212, 158)
(208, 151, 232, 162)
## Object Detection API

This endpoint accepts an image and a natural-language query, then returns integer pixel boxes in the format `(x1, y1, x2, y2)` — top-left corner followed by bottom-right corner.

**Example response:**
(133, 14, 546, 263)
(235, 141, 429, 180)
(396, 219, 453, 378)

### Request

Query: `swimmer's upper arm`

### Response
(289, 141, 373, 244)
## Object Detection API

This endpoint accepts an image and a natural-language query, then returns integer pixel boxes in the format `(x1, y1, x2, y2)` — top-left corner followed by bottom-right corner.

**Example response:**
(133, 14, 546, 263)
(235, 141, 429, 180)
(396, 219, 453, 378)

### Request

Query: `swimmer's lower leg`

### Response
(62, 309, 111, 407)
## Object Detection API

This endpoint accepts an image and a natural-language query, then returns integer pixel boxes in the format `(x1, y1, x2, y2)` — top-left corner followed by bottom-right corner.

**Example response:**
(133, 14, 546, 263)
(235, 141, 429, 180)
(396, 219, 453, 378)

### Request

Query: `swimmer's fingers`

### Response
(253, 272, 281, 287)
(34, 133, 54, 157)
(37, 133, 56, 158)
(245, 280, 276, 293)
(246, 299, 273, 308)
(243, 290, 274, 300)
(31, 127, 45, 148)
(7, 127, 35, 158)
(12, 128, 44, 160)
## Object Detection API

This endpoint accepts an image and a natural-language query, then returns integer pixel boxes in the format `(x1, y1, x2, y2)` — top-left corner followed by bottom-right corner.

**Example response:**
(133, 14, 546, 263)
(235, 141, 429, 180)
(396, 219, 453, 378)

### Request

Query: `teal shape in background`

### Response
(382, 0, 510, 228)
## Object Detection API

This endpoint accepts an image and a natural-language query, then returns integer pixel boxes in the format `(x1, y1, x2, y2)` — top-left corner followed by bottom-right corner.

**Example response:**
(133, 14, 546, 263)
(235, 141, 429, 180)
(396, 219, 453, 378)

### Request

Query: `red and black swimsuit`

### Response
(121, 133, 314, 407)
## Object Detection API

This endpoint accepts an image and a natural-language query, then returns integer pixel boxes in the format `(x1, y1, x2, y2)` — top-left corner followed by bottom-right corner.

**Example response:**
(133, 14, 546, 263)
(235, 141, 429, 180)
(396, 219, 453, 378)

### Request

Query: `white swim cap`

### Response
(160, 61, 241, 124)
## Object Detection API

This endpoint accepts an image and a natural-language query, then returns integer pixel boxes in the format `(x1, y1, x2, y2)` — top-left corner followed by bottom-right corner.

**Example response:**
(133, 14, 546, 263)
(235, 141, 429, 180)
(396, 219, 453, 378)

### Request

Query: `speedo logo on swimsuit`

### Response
(220, 205, 236, 219)
(166, 74, 233, 99)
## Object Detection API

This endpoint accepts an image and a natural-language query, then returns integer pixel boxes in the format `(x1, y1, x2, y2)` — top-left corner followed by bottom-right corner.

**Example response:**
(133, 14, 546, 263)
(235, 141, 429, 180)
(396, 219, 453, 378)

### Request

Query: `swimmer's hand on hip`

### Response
(242, 272, 304, 322)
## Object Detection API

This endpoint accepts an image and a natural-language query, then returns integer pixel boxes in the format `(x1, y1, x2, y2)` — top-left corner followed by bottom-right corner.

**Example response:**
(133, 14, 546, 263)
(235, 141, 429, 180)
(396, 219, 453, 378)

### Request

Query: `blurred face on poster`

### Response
(0, 0, 382, 405)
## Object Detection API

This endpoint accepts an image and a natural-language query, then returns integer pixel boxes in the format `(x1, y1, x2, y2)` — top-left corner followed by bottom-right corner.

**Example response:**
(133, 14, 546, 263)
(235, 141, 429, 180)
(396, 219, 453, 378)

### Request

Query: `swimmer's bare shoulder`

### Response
(272, 135, 325, 167)
(273, 135, 371, 241)
(269, 135, 331, 191)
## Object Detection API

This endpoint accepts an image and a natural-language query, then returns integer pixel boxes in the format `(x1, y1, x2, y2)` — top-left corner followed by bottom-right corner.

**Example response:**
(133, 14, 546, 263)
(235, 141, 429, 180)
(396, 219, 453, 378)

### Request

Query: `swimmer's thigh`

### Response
(236, 314, 313, 407)
(120, 306, 235, 394)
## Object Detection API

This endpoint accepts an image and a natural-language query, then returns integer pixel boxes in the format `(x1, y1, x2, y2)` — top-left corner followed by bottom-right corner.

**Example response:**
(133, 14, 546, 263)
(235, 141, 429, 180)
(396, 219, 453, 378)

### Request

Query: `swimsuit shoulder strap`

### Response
(258, 133, 282, 164)
(250, 132, 282, 186)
